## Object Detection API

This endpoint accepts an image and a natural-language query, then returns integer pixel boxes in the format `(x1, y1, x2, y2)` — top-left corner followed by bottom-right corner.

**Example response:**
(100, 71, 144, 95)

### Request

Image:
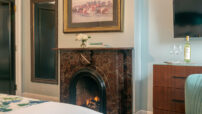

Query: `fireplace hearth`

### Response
(60, 48, 132, 114)
(69, 69, 106, 113)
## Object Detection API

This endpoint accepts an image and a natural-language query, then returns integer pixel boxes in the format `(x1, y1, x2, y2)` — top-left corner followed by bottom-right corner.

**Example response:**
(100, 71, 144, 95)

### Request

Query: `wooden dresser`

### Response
(153, 64, 202, 114)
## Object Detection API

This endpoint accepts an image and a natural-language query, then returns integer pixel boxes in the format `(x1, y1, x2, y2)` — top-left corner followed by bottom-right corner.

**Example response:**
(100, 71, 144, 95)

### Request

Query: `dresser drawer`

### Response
(154, 87, 185, 113)
(154, 65, 202, 88)
(154, 109, 184, 114)
(171, 75, 187, 89)
(171, 66, 202, 89)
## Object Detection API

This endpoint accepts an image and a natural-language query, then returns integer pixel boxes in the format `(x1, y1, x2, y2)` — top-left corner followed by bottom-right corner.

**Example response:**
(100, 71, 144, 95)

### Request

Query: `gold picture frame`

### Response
(64, 0, 123, 32)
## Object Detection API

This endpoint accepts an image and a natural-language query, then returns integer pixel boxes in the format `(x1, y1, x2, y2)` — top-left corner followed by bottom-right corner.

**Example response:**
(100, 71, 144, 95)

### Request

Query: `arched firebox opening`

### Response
(69, 68, 106, 114)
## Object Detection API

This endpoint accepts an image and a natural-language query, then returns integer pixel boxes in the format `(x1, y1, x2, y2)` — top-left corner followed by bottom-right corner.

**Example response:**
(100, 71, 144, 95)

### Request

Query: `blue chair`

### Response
(185, 74, 202, 114)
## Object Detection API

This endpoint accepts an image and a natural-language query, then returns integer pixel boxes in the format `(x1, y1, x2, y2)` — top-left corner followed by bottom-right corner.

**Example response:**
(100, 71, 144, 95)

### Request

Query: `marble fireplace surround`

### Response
(60, 48, 132, 114)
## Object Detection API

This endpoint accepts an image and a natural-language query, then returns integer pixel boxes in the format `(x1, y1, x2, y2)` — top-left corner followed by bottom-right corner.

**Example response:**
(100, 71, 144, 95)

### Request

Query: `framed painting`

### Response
(64, 0, 123, 32)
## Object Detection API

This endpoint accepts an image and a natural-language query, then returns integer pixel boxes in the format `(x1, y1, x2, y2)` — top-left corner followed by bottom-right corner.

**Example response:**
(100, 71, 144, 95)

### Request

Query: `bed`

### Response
(0, 94, 102, 114)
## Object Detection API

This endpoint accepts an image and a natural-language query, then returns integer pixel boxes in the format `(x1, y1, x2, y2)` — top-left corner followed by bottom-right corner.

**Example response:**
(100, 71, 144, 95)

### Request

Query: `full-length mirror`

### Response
(31, 0, 58, 84)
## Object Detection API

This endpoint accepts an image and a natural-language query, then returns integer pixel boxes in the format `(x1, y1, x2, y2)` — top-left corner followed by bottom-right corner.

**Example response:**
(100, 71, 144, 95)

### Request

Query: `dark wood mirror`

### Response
(31, 0, 58, 84)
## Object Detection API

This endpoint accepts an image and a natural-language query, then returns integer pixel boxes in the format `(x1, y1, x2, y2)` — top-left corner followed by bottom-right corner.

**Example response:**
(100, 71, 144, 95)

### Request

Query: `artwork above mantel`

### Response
(63, 0, 124, 32)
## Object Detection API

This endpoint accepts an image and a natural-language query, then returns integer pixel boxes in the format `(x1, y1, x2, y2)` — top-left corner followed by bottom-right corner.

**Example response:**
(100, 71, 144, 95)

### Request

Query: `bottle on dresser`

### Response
(184, 36, 191, 63)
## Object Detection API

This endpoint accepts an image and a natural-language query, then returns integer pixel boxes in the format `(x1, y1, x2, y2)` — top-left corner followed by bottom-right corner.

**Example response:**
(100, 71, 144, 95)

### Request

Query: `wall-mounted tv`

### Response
(174, 0, 202, 38)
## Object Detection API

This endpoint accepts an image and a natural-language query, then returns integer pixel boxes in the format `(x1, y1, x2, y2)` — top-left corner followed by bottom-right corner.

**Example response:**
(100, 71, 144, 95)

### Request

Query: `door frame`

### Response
(15, 0, 23, 95)
(0, 0, 23, 95)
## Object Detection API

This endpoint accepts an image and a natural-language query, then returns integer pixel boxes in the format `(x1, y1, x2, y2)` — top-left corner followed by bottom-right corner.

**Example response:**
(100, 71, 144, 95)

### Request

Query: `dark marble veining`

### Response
(60, 48, 132, 114)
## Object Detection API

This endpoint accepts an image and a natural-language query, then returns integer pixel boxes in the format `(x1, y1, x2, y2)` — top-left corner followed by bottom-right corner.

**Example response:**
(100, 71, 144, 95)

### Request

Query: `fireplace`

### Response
(69, 69, 106, 113)
(60, 48, 132, 114)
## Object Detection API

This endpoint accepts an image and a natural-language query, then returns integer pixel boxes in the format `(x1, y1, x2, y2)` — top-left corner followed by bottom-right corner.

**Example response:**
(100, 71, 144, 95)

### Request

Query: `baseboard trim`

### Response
(135, 110, 153, 114)
(22, 92, 59, 102)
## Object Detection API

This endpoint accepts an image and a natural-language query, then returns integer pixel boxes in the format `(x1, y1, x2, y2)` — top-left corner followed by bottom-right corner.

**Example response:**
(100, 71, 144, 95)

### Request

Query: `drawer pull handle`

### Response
(173, 76, 186, 79)
(172, 99, 184, 103)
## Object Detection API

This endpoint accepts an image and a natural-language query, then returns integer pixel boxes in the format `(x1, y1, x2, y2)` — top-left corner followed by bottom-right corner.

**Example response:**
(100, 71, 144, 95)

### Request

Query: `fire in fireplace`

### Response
(69, 69, 106, 114)
(76, 76, 100, 111)
(82, 96, 100, 111)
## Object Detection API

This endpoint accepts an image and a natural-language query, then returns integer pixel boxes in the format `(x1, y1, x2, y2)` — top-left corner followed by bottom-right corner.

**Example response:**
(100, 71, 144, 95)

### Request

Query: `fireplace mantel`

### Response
(60, 48, 132, 114)
(53, 47, 133, 51)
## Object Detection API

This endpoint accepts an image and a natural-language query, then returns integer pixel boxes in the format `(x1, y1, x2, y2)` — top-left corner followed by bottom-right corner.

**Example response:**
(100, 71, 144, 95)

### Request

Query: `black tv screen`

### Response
(174, 0, 202, 38)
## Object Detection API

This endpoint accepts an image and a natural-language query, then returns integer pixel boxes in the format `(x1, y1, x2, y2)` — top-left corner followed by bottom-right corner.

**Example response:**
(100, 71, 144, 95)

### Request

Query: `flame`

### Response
(94, 96, 100, 102)
(86, 99, 90, 105)
(85, 96, 100, 105)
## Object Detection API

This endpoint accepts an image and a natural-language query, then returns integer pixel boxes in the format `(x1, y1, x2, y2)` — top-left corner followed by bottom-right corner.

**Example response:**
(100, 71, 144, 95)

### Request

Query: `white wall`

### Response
(138, 0, 202, 111)
(22, 0, 134, 100)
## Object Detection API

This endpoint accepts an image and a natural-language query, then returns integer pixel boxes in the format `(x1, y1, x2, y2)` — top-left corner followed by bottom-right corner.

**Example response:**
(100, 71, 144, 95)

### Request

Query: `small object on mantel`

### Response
(87, 42, 104, 47)
(75, 33, 91, 48)
(103, 44, 111, 48)
(87, 42, 112, 48)
(89, 42, 103, 45)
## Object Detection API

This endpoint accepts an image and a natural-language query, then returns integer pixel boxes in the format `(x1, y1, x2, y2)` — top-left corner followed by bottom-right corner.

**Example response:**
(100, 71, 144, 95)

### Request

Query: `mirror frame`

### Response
(30, 0, 58, 84)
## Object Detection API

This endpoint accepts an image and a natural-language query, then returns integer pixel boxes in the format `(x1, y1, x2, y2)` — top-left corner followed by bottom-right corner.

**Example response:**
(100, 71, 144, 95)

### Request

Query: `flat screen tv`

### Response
(174, 0, 202, 38)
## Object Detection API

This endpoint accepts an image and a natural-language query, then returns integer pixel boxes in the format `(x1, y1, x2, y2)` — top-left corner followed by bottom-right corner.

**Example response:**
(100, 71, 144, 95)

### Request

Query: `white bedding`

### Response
(0, 94, 102, 114)
(6, 102, 102, 114)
